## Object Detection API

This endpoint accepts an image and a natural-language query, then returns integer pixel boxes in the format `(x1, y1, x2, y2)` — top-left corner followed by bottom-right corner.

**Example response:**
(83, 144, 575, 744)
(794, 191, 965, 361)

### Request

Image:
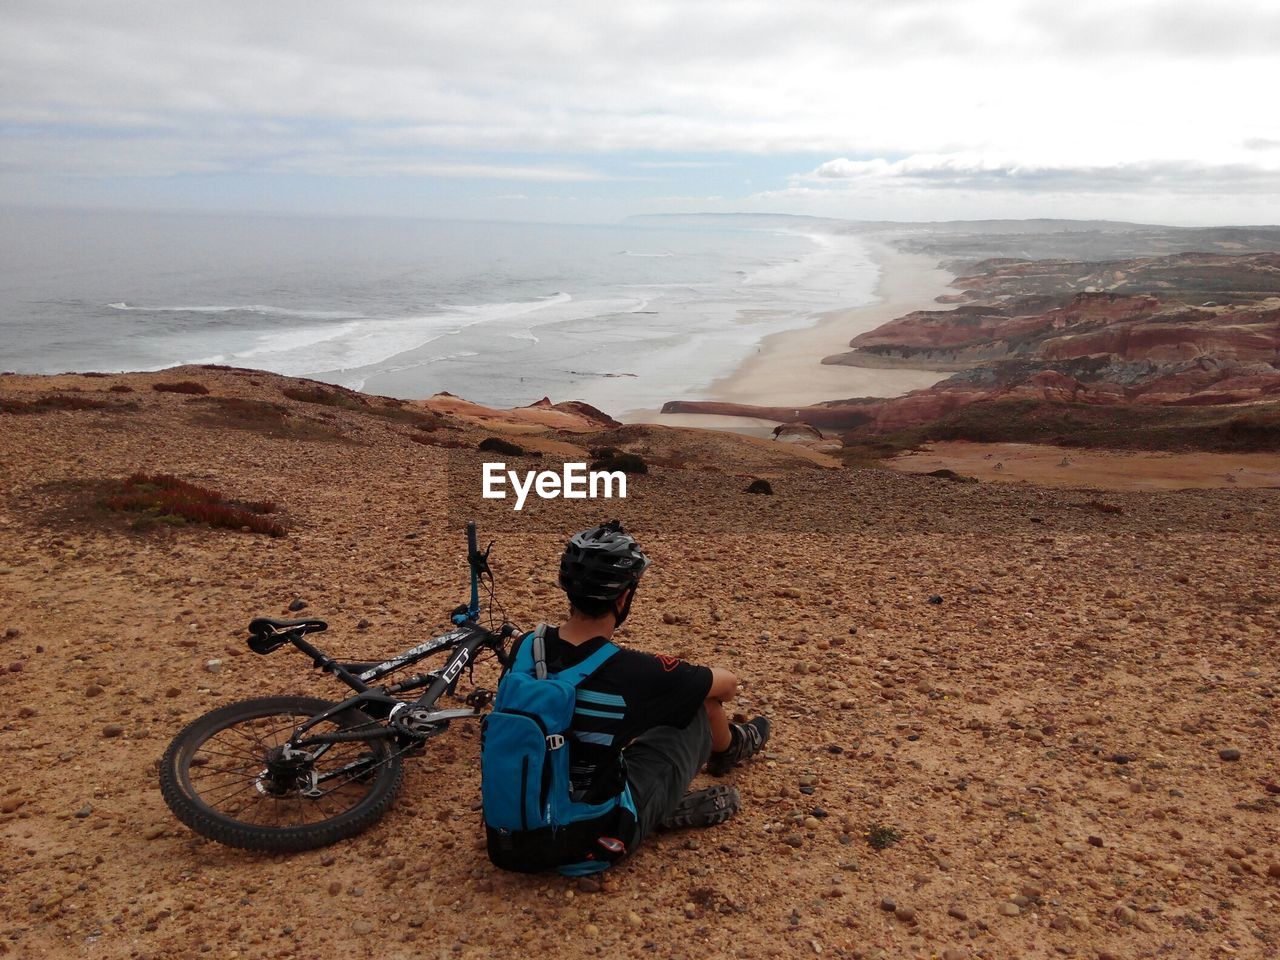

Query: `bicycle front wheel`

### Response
(159, 696, 404, 852)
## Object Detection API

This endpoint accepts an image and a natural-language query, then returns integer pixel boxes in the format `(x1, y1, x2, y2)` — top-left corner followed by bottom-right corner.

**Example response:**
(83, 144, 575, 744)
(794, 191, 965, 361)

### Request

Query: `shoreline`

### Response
(626, 240, 956, 430)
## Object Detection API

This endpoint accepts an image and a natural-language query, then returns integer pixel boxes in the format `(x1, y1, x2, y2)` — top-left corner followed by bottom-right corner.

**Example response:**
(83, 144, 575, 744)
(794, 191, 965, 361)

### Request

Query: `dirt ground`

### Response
(2, 369, 1279, 960)
(889, 442, 1280, 492)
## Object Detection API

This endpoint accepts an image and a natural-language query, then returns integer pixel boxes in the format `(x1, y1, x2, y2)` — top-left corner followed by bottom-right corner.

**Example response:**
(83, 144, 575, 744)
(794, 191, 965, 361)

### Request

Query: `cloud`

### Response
(630, 160, 732, 169)
(274, 158, 615, 182)
(0, 0, 1277, 218)
(805, 154, 1280, 195)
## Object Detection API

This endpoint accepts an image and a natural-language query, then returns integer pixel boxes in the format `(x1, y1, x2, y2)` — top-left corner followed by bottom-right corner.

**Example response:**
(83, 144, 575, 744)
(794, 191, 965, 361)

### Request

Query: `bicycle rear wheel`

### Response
(160, 696, 404, 852)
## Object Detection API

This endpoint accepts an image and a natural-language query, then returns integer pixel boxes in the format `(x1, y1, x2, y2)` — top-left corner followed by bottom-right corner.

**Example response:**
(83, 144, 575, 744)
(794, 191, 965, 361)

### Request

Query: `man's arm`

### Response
(707, 667, 739, 702)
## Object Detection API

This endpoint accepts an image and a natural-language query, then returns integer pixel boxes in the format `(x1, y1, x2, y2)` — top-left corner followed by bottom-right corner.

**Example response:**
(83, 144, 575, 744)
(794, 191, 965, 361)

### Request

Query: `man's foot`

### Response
(706, 717, 770, 776)
(658, 785, 741, 830)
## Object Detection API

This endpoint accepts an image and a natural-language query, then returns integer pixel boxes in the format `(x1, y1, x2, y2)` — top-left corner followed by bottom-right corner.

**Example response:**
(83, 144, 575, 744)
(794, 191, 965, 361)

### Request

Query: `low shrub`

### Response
(589, 447, 648, 475)
(102, 472, 284, 536)
(153, 381, 209, 395)
(108, 384, 134, 393)
(745, 478, 773, 495)
(866, 823, 902, 850)
(478, 436, 526, 456)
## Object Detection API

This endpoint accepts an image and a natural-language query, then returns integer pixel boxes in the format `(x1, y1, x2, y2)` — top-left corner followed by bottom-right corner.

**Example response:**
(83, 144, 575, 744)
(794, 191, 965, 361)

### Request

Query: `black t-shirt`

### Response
(533, 626, 713, 803)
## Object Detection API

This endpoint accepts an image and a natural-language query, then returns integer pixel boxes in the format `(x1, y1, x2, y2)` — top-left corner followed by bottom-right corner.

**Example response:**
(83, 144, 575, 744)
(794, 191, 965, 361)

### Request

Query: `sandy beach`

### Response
(633, 241, 954, 431)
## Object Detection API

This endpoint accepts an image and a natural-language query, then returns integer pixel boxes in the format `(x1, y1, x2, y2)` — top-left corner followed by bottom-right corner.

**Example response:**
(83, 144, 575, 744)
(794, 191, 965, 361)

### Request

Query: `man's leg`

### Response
(706, 711, 772, 777)
(705, 697, 732, 752)
(623, 707, 713, 848)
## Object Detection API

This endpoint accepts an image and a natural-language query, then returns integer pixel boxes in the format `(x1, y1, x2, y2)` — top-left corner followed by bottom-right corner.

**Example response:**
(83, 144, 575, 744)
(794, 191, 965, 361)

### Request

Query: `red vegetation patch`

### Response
(153, 381, 210, 395)
(109, 384, 134, 393)
(102, 472, 285, 537)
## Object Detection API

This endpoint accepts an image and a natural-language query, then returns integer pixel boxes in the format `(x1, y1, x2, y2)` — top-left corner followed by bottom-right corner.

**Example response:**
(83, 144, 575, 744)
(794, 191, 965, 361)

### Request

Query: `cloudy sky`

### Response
(3, 0, 1279, 225)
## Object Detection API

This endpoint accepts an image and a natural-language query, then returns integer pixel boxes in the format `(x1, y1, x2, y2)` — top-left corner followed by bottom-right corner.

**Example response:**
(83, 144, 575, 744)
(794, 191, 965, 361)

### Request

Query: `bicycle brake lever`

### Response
(469, 541, 493, 579)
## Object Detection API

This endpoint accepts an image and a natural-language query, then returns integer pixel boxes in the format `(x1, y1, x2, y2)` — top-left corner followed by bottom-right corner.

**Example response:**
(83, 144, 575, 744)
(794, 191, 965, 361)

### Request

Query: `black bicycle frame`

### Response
(278, 521, 512, 750)
(279, 623, 502, 749)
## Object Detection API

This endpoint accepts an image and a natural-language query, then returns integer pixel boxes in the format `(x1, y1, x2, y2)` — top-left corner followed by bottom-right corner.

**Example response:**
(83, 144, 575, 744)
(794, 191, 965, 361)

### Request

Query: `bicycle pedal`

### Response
(464, 688, 493, 709)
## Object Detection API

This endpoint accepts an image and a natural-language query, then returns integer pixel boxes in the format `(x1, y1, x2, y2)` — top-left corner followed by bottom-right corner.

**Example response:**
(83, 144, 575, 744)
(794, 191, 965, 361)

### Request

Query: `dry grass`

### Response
(282, 383, 442, 431)
(1, 394, 137, 415)
(187, 396, 349, 443)
(915, 398, 1280, 453)
(1085, 500, 1124, 515)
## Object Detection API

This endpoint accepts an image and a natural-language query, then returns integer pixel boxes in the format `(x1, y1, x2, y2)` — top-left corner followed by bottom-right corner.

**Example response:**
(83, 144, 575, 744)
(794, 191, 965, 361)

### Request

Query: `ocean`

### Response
(0, 208, 878, 416)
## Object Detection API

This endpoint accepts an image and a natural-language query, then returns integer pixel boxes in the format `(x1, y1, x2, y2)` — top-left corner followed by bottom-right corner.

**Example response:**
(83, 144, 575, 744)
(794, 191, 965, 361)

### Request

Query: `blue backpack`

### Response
(481, 625, 637, 875)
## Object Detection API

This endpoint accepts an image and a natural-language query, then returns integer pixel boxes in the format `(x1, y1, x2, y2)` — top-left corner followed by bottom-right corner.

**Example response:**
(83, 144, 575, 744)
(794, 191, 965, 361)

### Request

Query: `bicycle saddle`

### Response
(247, 617, 328, 637)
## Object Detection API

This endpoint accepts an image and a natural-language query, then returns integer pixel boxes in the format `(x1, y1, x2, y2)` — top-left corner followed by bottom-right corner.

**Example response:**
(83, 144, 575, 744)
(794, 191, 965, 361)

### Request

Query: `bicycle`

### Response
(159, 521, 519, 852)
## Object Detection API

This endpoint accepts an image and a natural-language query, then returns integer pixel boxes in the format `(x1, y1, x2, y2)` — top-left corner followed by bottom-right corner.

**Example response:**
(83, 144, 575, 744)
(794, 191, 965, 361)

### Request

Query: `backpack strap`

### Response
(512, 624, 618, 685)
(507, 623, 546, 677)
(553, 640, 618, 687)
(531, 623, 548, 680)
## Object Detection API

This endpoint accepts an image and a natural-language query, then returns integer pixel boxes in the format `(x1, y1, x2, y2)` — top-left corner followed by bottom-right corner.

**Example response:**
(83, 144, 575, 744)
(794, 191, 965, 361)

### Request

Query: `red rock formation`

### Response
(772, 422, 827, 441)
(845, 293, 1164, 364)
(664, 353, 1280, 436)
(423, 393, 619, 431)
(1040, 308, 1280, 365)
(524, 396, 620, 428)
(667, 254, 1280, 441)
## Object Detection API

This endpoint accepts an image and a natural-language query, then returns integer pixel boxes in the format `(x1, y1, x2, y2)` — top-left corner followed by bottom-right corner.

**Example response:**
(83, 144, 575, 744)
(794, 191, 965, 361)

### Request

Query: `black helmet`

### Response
(559, 520, 650, 603)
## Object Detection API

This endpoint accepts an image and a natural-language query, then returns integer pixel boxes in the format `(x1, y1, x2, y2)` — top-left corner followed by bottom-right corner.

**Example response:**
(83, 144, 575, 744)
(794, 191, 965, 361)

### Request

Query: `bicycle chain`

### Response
(296, 699, 478, 796)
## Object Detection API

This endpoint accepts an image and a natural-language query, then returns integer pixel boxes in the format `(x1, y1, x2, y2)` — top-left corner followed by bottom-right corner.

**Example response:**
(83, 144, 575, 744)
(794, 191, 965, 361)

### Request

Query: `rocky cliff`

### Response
(666, 253, 1280, 450)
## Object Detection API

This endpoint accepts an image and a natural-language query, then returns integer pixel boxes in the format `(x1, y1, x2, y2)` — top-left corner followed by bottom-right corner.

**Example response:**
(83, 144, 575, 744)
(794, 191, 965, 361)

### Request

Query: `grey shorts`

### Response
(623, 707, 712, 848)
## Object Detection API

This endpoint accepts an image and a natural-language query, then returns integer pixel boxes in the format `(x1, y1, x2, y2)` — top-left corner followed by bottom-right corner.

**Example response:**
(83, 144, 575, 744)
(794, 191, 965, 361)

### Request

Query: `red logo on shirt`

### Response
(655, 654, 683, 672)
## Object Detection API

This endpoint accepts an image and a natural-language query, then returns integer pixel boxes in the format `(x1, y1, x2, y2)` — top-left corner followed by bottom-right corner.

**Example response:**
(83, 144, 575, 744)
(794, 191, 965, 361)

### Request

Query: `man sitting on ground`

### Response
(483, 520, 770, 873)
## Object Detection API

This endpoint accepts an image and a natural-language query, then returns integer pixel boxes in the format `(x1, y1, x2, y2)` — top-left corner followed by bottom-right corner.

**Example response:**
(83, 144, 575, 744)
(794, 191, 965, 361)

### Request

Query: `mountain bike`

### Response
(159, 521, 518, 852)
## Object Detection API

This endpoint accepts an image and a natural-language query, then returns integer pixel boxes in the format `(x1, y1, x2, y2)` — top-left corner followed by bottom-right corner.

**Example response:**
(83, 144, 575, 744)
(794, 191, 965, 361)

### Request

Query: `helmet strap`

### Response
(613, 589, 636, 628)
